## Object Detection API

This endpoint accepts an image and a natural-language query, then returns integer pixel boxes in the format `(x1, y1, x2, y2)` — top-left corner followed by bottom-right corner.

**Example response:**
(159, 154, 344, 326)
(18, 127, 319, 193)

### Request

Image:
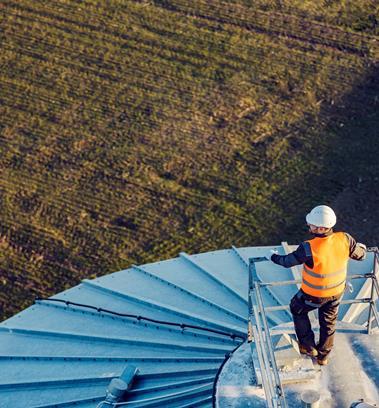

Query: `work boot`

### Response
(317, 356, 328, 366)
(299, 344, 318, 357)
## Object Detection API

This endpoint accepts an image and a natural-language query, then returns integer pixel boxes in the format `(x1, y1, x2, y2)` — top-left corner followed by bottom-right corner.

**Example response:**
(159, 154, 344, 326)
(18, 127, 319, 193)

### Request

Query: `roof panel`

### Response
(0, 245, 375, 407)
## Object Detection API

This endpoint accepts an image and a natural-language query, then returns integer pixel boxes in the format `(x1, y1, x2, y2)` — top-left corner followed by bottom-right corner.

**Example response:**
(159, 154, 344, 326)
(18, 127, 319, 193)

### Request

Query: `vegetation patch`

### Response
(0, 0, 378, 320)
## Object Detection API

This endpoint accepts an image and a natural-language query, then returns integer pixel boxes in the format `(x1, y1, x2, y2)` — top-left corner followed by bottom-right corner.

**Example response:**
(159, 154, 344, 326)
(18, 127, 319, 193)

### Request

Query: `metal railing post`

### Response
(367, 248, 379, 334)
(248, 259, 254, 343)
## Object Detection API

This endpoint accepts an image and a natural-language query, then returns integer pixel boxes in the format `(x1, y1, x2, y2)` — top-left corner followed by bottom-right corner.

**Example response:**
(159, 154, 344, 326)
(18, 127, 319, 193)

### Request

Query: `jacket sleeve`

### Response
(271, 242, 312, 268)
(344, 233, 366, 260)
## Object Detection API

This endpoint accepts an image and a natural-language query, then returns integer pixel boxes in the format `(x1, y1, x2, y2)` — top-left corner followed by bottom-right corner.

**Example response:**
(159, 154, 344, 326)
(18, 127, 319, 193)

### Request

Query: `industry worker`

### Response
(268, 205, 366, 365)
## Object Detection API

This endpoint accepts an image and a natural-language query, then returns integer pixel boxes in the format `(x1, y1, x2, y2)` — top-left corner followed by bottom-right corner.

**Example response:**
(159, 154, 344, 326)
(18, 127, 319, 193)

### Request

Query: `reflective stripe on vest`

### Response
(301, 232, 350, 298)
(302, 276, 346, 290)
(303, 265, 346, 279)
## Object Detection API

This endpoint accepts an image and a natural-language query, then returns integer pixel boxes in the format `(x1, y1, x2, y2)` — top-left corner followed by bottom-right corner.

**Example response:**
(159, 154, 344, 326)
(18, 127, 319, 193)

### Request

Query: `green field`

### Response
(0, 0, 378, 320)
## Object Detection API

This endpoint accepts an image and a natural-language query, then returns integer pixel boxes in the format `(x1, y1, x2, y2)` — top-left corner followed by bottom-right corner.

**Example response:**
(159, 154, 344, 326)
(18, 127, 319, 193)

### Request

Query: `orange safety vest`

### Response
(301, 232, 350, 298)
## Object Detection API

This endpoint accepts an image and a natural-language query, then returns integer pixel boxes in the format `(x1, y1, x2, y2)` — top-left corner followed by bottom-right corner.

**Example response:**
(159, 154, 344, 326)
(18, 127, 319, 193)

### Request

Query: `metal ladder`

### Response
(248, 256, 287, 408)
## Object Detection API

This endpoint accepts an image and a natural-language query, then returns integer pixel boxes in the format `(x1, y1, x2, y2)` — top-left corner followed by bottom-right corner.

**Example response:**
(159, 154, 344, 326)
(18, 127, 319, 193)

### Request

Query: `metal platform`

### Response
(216, 330, 379, 408)
(0, 245, 377, 407)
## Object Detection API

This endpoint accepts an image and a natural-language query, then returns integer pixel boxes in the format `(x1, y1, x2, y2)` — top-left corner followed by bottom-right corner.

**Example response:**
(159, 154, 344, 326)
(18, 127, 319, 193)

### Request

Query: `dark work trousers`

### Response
(289, 289, 343, 358)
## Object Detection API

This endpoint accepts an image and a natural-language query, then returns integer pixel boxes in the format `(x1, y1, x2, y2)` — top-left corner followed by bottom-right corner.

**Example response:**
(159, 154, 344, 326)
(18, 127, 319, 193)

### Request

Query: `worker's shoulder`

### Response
(334, 231, 358, 250)
(333, 231, 354, 240)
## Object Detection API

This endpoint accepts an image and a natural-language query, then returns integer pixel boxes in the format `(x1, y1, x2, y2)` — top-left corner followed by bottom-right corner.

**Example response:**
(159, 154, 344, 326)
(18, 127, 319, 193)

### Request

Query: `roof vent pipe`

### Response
(105, 365, 139, 404)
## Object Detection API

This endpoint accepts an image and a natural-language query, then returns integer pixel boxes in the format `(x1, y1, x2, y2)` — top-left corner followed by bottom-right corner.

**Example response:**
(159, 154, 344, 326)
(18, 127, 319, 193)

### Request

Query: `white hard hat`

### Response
(306, 205, 336, 228)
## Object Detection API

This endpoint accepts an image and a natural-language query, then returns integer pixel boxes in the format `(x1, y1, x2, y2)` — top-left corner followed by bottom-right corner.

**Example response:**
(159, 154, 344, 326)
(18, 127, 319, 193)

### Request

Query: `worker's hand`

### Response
(266, 249, 278, 261)
(356, 242, 367, 251)
(356, 243, 367, 259)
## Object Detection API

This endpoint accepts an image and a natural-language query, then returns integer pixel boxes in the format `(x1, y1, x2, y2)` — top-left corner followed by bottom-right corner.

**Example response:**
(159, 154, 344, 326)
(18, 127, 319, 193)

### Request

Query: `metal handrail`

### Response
(259, 272, 377, 287)
(252, 248, 379, 332)
(248, 247, 379, 407)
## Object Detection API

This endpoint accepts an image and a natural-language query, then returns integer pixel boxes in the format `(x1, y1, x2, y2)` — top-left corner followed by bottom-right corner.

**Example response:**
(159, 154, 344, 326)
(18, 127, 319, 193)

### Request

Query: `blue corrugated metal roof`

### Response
(0, 245, 375, 407)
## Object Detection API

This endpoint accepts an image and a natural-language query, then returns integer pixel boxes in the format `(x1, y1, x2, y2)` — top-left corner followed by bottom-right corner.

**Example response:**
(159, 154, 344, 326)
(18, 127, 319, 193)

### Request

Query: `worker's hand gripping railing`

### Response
(248, 257, 287, 408)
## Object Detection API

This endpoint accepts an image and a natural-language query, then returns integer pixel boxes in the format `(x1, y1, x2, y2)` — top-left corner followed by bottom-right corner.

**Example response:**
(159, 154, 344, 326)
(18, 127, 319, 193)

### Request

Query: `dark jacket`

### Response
(271, 229, 366, 269)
